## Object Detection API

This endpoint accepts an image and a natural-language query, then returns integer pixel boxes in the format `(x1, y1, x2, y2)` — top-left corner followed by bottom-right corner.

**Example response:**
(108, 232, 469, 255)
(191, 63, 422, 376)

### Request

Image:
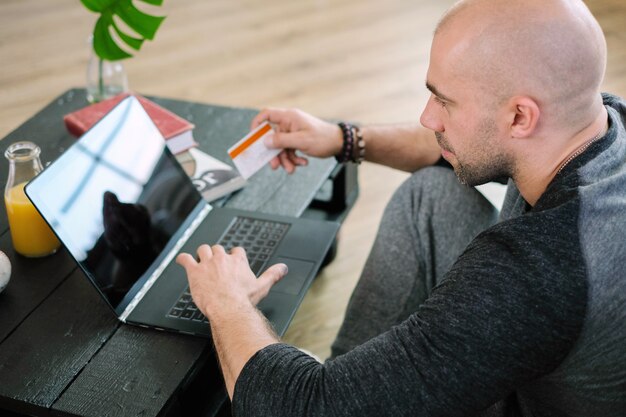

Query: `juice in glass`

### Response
(5, 141, 60, 257)
(5, 181, 60, 257)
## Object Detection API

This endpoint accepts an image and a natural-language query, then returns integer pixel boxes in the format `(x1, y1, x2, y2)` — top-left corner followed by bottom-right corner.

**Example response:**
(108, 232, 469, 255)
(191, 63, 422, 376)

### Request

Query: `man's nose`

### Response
(420, 96, 444, 132)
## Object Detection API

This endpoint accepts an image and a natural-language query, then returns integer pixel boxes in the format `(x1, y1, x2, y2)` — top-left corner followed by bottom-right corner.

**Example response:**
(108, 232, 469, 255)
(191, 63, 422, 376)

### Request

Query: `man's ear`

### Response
(507, 96, 540, 138)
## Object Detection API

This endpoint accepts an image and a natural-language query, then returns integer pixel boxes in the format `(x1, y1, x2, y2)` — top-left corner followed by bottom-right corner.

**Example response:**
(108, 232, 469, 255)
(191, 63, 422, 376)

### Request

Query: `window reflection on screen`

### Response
(27, 97, 202, 308)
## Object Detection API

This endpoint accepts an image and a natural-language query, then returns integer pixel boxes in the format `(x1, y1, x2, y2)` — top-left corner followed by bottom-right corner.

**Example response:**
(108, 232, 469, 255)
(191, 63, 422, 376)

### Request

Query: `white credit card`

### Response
(228, 121, 281, 179)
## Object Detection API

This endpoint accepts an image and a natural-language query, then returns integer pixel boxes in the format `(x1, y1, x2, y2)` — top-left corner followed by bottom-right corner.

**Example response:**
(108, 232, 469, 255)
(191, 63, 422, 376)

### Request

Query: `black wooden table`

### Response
(0, 89, 358, 417)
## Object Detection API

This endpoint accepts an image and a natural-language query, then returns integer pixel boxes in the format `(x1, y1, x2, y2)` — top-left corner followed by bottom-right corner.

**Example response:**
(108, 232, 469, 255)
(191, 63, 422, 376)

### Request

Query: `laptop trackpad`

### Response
(271, 257, 314, 295)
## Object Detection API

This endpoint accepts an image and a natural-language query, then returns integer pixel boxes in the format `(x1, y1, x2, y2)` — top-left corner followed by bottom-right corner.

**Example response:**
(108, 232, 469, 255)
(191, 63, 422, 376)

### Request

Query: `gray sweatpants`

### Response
(331, 166, 499, 358)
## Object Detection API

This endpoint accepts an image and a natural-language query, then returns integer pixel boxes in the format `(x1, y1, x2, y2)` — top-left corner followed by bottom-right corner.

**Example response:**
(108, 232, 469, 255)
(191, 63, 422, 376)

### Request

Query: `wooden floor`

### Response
(1, 0, 624, 360)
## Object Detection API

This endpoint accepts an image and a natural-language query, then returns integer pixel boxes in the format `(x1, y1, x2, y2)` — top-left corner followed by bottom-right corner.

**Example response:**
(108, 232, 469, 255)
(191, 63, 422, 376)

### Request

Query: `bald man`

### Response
(177, 0, 626, 415)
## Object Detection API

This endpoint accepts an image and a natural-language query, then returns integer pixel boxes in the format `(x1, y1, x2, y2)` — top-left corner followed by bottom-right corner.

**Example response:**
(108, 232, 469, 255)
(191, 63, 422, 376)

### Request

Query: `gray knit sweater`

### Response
(232, 94, 626, 417)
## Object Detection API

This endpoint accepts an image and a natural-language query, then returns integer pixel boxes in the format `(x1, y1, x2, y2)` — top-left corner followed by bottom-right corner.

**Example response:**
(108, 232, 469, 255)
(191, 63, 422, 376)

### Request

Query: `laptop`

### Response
(25, 96, 339, 337)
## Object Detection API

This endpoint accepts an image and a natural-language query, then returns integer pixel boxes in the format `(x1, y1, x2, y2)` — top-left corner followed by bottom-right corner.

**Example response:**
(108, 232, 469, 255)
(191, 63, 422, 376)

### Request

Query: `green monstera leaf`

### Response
(81, 0, 166, 61)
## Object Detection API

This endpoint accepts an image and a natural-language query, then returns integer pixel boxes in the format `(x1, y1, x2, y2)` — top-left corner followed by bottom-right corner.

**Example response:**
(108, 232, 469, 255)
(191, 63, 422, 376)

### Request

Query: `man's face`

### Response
(420, 32, 513, 186)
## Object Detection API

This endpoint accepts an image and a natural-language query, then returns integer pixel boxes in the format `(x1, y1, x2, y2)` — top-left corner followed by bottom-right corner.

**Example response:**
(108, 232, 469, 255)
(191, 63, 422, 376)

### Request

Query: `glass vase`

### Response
(86, 40, 129, 103)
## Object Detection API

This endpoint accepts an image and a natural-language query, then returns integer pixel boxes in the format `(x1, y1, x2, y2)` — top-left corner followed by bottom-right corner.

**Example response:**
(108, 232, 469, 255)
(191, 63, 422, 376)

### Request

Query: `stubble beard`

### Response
(436, 120, 513, 186)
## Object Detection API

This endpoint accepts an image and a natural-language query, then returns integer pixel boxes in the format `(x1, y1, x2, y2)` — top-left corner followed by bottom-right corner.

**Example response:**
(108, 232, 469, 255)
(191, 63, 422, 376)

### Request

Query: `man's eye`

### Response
(433, 96, 447, 107)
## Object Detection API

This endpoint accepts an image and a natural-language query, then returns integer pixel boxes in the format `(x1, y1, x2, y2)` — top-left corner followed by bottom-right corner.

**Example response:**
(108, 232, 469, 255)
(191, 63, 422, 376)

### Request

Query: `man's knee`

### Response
(385, 166, 467, 221)
(383, 166, 499, 252)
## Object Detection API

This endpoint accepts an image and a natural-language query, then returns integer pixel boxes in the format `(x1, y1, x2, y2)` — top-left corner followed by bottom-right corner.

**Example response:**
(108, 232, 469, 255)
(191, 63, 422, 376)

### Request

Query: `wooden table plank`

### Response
(234, 156, 336, 216)
(0, 269, 119, 416)
(52, 325, 210, 417)
(0, 231, 77, 343)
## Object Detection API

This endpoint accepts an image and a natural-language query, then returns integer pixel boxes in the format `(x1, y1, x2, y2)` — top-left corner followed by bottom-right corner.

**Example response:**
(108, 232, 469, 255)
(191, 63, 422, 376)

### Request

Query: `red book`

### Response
(63, 93, 198, 154)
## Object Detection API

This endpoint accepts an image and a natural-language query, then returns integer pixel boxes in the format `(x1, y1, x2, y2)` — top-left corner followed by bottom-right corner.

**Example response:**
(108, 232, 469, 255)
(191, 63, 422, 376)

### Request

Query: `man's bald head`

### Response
(433, 0, 607, 131)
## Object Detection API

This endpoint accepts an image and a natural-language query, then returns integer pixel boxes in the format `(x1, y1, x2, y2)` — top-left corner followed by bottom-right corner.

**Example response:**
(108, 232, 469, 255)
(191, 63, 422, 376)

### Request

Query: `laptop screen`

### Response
(26, 97, 203, 310)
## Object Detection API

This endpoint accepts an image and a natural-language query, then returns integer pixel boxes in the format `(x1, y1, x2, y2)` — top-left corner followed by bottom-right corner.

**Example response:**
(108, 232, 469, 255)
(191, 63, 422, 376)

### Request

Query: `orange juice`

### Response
(5, 181, 60, 257)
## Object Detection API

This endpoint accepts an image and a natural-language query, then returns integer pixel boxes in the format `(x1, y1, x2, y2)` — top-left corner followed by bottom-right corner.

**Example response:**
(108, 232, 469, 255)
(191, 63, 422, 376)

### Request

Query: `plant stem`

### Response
(98, 58, 104, 101)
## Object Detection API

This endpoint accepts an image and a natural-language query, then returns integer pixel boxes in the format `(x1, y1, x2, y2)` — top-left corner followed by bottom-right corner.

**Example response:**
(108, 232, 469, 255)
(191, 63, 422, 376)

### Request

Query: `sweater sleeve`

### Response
(232, 220, 587, 417)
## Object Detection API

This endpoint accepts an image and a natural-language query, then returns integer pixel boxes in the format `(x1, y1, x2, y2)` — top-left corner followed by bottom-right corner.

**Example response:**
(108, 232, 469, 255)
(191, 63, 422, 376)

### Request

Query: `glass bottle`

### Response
(86, 37, 129, 103)
(4, 142, 60, 257)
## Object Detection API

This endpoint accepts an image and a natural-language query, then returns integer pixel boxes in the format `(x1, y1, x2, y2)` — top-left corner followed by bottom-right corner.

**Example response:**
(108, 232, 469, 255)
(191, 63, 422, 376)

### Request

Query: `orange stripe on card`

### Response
(228, 124, 272, 159)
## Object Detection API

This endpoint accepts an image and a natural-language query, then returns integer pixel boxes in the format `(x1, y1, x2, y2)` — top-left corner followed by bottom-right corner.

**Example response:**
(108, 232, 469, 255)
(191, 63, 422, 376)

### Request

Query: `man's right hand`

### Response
(250, 108, 343, 174)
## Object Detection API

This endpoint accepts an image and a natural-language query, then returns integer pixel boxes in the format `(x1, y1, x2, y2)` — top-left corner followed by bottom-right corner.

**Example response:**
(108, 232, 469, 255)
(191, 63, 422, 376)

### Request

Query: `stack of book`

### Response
(176, 147, 246, 204)
(64, 93, 245, 203)
(64, 93, 198, 155)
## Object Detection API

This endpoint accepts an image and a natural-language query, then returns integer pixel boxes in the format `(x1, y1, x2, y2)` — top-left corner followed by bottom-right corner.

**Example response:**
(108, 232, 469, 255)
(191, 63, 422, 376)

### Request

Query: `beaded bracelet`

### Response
(335, 122, 365, 164)
(353, 125, 365, 164)
(335, 122, 354, 163)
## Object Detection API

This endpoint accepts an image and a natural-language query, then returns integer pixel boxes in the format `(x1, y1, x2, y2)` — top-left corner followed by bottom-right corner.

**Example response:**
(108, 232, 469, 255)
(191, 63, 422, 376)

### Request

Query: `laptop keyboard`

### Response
(167, 216, 290, 323)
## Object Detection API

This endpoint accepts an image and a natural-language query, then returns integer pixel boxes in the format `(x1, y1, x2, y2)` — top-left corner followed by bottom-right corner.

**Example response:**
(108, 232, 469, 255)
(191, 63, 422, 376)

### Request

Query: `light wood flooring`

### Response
(1, 0, 624, 360)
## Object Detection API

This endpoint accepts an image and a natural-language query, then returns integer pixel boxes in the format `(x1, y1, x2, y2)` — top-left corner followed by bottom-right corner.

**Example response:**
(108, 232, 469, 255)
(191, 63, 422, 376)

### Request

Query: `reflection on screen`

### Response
(27, 97, 202, 309)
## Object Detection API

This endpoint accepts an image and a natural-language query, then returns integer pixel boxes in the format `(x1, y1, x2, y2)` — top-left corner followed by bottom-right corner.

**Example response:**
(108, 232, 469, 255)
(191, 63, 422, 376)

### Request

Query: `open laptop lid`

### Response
(25, 96, 207, 316)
